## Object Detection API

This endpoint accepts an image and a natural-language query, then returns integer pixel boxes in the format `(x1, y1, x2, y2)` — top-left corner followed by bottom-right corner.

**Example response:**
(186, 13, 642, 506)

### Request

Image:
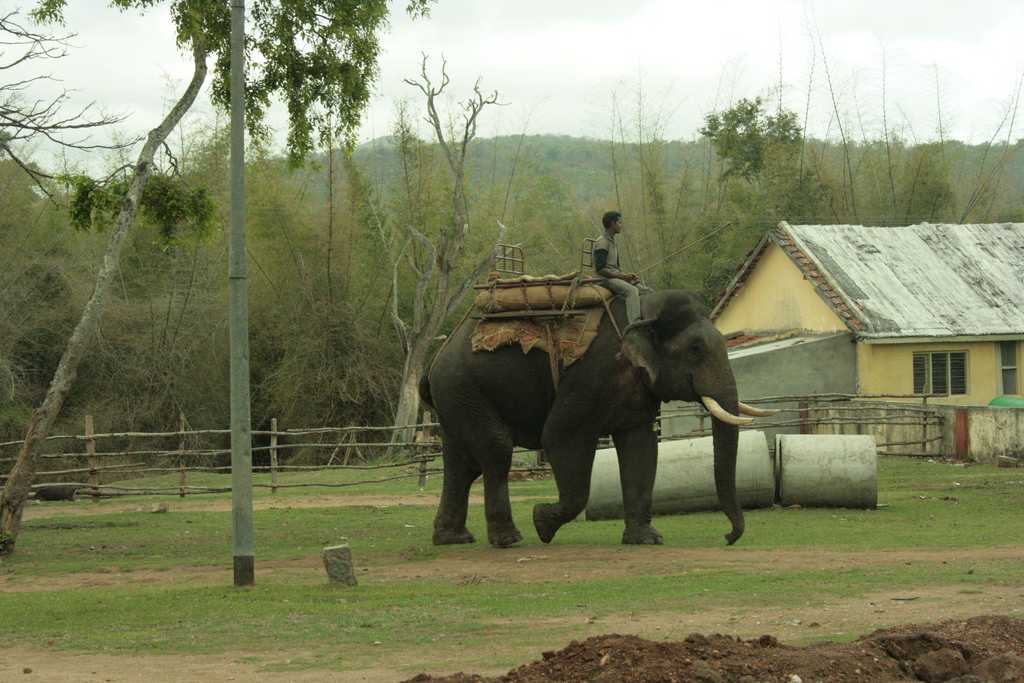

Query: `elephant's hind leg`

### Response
(433, 426, 523, 548)
(433, 441, 480, 545)
(478, 430, 523, 548)
(440, 395, 524, 548)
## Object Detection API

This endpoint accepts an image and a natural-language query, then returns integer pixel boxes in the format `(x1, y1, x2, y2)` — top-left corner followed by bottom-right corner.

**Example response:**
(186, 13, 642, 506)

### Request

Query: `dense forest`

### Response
(3, 94, 1024, 440)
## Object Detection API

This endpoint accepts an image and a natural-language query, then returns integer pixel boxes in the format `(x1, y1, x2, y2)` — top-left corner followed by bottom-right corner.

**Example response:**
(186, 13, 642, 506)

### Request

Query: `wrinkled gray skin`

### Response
(419, 290, 744, 548)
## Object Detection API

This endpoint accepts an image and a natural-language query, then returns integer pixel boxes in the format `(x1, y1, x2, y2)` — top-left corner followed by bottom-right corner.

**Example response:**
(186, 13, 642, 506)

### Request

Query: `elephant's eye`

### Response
(688, 341, 704, 356)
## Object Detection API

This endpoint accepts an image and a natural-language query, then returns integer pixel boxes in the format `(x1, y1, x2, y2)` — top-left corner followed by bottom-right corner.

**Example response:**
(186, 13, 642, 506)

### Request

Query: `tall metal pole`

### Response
(229, 0, 255, 586)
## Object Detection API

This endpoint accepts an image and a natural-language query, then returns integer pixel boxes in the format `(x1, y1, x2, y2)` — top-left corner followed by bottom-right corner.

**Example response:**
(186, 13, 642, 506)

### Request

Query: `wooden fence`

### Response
(658, 393, 945, 457)
(0, 413, 449, 499)
(1, 394, 948, 500)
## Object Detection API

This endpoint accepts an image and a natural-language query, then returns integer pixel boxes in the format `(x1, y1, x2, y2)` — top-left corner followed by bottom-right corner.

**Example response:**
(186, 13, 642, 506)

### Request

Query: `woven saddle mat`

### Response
(470, 306, 605, 369)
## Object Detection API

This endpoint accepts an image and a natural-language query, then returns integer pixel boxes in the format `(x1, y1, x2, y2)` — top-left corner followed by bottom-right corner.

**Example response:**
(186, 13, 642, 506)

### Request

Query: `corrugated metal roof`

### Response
(786, 223, 1024, 338)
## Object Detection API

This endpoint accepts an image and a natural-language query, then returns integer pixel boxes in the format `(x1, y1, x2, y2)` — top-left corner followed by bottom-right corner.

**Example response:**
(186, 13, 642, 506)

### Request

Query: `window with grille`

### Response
(913, 351, 967, 396)
(1000, 341, 1019, 394)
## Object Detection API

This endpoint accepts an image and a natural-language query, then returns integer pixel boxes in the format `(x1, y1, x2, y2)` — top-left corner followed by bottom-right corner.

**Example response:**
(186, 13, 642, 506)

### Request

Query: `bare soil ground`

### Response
(376, 545, 1024, 582)
(20, 492, 463, 520)
(0, 649, 335, 683)
(22, 475, 551, 520)
(4, 543, 1023, 593)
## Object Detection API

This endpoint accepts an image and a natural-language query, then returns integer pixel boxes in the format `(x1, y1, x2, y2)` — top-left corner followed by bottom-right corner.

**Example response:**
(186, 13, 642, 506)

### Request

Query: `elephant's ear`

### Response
(621, 327, 659, 386)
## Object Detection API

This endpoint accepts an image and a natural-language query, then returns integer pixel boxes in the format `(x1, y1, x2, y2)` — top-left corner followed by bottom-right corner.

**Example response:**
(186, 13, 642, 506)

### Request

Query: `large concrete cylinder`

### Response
(585, 430, 774, 521)
(775, 434, 877, 509)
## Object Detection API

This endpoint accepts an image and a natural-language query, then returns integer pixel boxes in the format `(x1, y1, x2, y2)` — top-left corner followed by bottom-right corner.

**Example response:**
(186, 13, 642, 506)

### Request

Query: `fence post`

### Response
(178, 412, 187, 498)
(270, 417, 279, 495)
(798, 401, 810, 434)
(418, 412, 432, 490)
(86, 414, 98, 503)
(954, 409, 970, 460)
(920, 395, 929, 455)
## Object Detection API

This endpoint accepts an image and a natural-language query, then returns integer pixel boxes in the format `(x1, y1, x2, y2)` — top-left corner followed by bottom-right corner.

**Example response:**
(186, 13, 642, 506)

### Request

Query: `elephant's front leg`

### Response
(612, 426, 663, 545)
(533, 433, 600, 544)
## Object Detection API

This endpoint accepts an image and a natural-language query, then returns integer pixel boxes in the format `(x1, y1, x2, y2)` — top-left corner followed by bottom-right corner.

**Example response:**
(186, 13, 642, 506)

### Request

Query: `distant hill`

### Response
(288, 133, 1024, 228)
(351, 133, 708, 204)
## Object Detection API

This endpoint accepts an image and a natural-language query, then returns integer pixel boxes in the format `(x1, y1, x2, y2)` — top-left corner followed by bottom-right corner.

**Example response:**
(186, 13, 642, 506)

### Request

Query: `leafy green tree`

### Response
(1, 0, 434, 556)
(700, 97, 801, 181)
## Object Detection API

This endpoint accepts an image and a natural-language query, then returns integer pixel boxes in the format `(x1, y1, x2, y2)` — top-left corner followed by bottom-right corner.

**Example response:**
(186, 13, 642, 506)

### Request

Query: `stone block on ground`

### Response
(322, 544, 357, 586)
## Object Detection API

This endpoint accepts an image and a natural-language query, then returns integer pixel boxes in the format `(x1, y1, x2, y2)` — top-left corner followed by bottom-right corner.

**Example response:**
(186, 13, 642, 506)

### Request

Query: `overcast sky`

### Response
(6, 0, 1024, 167)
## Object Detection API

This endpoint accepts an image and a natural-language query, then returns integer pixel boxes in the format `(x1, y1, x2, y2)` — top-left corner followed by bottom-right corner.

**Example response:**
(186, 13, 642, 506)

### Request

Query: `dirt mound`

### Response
(405, 615, 1024, 683)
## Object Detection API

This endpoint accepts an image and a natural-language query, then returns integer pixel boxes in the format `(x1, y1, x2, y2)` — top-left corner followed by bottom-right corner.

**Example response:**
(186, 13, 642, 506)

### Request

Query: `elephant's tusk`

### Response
(701, 396, 754, 426)
(738, 401, 779, 417)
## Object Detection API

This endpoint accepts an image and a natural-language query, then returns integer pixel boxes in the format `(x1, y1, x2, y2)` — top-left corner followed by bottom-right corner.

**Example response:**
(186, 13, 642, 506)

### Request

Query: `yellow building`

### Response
(712, 222, 1024, 406)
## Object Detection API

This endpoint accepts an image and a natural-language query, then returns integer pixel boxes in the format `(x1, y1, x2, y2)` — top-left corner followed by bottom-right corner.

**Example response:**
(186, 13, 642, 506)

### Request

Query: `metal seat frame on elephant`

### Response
(475, 242, 610, 324)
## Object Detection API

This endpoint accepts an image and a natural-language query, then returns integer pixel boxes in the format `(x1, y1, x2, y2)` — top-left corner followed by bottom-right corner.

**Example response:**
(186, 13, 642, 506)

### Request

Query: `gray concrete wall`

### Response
(661, 334, 858, 446)
(730, 333, 859, 400)
(966, 407, 1024, 463)
(808, 402, 940, 456)
(864, 403, 1024, 464)
(926, 404, 1024, 464)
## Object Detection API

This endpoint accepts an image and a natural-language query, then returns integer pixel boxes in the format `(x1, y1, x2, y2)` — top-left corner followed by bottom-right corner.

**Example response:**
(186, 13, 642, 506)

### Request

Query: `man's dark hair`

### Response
(602, 211, 622, 229)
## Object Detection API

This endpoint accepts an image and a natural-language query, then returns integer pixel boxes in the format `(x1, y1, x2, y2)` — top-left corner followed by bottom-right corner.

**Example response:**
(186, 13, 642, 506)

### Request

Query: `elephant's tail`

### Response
(418, 373, 435, 410)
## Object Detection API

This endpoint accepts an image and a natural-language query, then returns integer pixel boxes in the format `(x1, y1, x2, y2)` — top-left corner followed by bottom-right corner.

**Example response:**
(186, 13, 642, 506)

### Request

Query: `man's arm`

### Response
(595, 250, 637, 282)
(594, 248, 615, 277)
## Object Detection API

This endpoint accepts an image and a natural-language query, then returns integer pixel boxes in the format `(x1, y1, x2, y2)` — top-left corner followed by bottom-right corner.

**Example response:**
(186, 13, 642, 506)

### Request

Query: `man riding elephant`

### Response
(593, 210, 644, 326)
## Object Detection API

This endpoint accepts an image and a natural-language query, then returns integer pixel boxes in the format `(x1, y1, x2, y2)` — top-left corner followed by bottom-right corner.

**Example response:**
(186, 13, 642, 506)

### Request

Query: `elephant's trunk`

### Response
(711, 392, 744, 545)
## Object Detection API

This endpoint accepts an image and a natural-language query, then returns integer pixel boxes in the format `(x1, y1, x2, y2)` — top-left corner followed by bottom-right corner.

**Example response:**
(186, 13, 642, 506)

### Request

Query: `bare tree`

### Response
(797, 29, 815, 192)
(881, 46, 898, 219)
(815, 26, 858, 220)
(0, 11, 126, 194)
(388, 56, 505, 439)
(960, 71, 1024, 223)
(324, 122, 337, 306)
(500, 110, 532, 223)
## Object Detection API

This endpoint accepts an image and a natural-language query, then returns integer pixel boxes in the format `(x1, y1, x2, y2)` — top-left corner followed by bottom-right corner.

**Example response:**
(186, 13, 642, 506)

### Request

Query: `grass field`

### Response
(1, 457, 1023, 680)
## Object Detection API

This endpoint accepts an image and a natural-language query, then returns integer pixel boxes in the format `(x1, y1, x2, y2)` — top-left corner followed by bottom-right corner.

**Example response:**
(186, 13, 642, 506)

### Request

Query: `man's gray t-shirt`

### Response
(593, 230, 622, 275)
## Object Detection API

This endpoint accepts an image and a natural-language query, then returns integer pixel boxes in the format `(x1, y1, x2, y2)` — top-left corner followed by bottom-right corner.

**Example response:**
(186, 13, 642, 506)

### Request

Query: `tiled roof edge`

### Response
(774, 222, 865, 332)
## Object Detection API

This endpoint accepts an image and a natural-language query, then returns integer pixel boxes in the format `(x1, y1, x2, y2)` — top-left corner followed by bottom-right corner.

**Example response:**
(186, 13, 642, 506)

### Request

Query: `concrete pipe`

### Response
(775, 434, 877, 509)
(585, 430, 774, 521)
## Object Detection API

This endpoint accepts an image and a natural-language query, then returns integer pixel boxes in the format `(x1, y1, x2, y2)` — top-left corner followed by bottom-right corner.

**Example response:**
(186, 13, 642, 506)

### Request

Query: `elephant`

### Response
(419, 289, 769, 548)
